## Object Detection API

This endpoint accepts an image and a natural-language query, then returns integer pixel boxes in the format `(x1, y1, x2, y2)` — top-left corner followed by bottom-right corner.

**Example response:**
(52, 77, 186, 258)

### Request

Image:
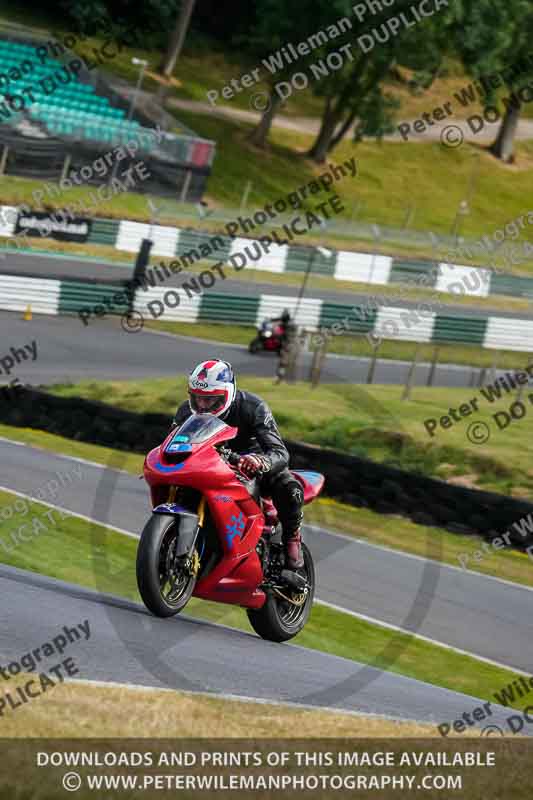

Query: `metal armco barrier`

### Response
(1, 272, 533, 352)
(3, 205, 533, 301)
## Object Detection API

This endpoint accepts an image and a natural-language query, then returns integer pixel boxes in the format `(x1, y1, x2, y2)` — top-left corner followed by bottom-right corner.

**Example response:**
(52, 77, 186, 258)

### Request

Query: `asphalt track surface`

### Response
(1, 438, 532, 680)
(0, 310, 520, 390)
(0, 562, 522, 730)
(0, 440, 530, 732)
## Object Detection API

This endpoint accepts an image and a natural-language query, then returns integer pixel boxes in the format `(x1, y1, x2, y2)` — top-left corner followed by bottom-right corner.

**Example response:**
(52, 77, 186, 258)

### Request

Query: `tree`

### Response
(54, 0, 180, 34)
(305, 0, 454, 162)
(233, 0, 335, 148)
(159, 0, 197, 78)
(454, 0, 533, 163)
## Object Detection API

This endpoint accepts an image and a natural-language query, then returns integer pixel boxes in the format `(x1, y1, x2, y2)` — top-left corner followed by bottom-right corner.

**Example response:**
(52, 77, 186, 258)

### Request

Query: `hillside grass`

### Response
(0, 1, 533, 271)
(2, 110, 533, 275)
(0, 1, 532, 238)
(177, 110, 533, 243)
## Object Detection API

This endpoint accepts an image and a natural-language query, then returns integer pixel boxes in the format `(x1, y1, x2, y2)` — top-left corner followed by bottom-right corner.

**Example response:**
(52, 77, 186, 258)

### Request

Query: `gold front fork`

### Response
(197, 496, 206, 526)
(191, 496, 206, 576)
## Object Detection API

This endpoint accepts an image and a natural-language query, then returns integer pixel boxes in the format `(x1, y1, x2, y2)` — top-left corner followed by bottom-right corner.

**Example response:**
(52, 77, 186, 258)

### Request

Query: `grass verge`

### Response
(1, 675, 437, 738)
(0, 487, 527, 715)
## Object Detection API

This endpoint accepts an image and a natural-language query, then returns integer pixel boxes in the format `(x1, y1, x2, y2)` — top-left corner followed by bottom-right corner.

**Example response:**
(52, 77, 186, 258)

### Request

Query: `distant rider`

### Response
(272, 308, 293, 343)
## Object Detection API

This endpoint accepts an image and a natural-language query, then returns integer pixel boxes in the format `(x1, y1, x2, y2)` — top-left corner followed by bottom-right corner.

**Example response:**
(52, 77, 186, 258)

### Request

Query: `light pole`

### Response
(110, 57, 149, 182)
(127, 57, 149, 123)
(294, 245, 332, 322)
(450, 152, 480, 244)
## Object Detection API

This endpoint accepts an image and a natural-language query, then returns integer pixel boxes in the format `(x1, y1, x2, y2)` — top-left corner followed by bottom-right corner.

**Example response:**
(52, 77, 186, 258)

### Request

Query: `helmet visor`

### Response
(189, 389, 227, 415)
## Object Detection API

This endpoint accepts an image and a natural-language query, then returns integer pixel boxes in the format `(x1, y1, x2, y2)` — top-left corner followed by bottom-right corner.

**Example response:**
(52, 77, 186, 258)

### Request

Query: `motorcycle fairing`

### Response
(153, 502, 190, 515)
(144, 415, 267, 608)
(292, 470, 325, 504)
(191, 487, 265, 607)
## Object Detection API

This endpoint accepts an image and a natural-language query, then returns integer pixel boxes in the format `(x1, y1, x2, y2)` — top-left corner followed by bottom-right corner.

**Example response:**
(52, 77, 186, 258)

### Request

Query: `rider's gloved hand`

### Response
(237, 454, 271, 478)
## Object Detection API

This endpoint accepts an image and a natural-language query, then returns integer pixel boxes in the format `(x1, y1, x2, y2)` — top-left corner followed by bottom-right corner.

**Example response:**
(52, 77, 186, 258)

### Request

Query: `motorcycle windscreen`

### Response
(173, 413, 231, 444)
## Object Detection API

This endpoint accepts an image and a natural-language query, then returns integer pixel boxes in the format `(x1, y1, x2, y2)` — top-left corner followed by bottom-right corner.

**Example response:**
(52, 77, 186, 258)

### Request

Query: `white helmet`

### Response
(188, 359, 236, 418)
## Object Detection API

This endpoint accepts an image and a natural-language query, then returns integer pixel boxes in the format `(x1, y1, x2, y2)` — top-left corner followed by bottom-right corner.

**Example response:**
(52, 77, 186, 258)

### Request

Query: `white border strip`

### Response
(65, 677, 425, 727)
(0, 485, 138, 540)
(314, 599, 531, 677)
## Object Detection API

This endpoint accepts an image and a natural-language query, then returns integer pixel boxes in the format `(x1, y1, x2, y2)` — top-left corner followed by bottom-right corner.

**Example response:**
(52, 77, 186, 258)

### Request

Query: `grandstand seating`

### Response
(0, 36, 216, 197)
(0, 38, 156, 148)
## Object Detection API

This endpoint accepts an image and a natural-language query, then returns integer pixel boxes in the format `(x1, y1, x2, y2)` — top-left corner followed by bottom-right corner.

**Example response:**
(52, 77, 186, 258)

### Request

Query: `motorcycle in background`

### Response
(136, 413, 324, 642)
(248, 319, 284, 354)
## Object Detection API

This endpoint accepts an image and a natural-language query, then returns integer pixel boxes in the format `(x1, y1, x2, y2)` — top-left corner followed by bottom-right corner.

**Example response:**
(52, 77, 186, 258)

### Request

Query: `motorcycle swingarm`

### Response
(153, 504, 199, 558)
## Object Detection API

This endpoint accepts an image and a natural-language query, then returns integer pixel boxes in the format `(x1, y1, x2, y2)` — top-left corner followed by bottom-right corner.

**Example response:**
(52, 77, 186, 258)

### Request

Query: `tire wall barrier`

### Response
(2, 387, 533, 553)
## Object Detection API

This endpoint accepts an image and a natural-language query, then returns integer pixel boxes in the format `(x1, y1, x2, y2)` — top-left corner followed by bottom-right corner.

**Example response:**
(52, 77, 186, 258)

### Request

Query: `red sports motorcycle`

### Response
(136, 413, 324, 642)
(248, 319, 285, 354)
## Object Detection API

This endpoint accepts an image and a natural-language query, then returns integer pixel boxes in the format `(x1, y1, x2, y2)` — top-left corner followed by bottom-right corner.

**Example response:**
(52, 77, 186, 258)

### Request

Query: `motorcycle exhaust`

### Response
(280, 569, 307, 591)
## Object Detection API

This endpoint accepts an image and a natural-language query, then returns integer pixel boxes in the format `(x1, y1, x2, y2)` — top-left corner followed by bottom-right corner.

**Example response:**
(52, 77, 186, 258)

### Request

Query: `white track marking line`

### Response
(65, 677, 424, 726)
(140, 327, 246, 349)
(1, 434, 532, 664)
(306, 522, 533, 594)
(0, 435, 133, 475)
(0, 486, 138, 540)
(5, 436, 526, 593)
(314, 599, 531, 677)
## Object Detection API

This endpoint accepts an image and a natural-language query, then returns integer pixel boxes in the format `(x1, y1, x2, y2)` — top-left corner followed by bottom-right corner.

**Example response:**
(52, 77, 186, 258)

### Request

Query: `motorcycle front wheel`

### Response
(247, 543, 315, 642)
(136, 514, 197, 617)
(248, 337, 263, 354)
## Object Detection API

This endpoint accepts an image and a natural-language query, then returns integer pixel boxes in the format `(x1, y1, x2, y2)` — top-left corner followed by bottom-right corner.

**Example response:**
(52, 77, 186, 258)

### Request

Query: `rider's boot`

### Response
(284, 528, 304, 570)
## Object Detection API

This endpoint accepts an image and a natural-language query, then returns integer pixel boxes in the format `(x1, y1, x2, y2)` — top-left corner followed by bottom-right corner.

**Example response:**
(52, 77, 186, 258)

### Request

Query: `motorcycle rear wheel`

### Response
(247, 543, 315, 642)
(136, 514, 197, 617)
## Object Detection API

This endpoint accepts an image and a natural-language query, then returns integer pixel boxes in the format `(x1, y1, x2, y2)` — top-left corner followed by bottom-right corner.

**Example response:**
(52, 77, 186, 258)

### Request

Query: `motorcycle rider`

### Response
(172, 359, 305, 569)
(273, 308, 293, 343)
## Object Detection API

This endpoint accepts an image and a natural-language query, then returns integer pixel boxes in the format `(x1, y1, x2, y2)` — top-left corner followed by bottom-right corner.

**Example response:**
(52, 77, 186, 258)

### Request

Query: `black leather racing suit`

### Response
(172, 390, 304, 538)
